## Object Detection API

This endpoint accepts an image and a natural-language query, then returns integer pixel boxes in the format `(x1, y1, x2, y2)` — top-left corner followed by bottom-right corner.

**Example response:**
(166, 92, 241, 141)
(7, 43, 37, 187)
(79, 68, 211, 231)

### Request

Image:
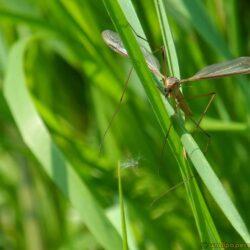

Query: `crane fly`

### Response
(102, 30, 250, 118)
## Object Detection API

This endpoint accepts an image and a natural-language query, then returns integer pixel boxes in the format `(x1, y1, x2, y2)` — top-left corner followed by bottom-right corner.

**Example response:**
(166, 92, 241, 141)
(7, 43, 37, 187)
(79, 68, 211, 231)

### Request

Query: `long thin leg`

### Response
(184, 91, 216, 129)
(160, 122, 172, 157)
(181, 91, 216, 152)
(128, 24, 168, 71)
(150, 175, 195, 207)
(99, 67, 134, 153)
(196, 92, 216, 128)
(129, 24, 148, 42)
(158, 122, 172, 175)
(188, 116, 211, 153)
(126, 27, 172, 157)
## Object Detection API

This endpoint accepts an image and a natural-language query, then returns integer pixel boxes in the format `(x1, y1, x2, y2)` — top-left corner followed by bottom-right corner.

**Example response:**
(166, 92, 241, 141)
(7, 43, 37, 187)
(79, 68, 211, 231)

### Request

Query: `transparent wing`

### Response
(140, 47, 160, 73)
(102, 30, 160, 73)
(102, 30, 127, 56)
(183, 57, 250, 82)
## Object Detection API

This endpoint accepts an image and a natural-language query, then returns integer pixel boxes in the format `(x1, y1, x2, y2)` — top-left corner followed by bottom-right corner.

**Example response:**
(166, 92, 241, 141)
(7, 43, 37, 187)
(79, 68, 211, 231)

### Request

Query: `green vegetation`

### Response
(0, 0, 250, 249)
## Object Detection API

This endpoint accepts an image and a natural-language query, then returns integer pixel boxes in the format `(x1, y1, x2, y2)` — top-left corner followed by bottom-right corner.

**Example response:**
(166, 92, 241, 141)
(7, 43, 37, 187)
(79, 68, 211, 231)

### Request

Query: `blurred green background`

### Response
(0, 0, 250, 249)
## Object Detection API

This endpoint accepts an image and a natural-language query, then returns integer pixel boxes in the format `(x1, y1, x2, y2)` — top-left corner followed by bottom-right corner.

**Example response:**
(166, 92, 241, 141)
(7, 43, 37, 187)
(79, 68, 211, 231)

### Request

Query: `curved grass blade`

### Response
(154, 0, 222, 244)
(102, 0, 172, 136)
(181, 133, 250, 242)
(104, 0, 220, 244)
(103, 0, 250, 243)
(3, 36, 122, 250)
(155, 0, 250, 243)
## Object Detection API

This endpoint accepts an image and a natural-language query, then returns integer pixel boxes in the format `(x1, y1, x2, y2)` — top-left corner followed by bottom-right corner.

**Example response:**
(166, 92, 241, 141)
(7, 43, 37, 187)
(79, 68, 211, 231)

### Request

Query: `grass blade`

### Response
(156, 0, 250, 243)
(118, 162, 128, 250)
(154, 0, 180, 78)
(155, 0, 222, 244)
(103, 0, 250, 243)
(178, 0, 231, 58)
(3, 36, 123, 250)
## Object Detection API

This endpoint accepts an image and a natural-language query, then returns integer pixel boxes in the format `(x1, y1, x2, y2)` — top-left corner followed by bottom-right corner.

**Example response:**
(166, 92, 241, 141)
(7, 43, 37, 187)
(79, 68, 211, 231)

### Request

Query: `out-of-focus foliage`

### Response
(0, 0, 250, 249)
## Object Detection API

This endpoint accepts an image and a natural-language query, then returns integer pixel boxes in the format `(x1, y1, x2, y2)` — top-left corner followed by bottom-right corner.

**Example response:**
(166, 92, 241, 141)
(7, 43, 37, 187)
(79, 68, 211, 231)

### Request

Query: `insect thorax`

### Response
(164, 77, 180, 97)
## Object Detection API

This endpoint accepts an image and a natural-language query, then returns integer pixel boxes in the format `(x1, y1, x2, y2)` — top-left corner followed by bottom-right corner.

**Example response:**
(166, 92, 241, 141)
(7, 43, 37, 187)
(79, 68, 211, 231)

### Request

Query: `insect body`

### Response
(102, 30, 250, 117)
(102, 30, 191, 115)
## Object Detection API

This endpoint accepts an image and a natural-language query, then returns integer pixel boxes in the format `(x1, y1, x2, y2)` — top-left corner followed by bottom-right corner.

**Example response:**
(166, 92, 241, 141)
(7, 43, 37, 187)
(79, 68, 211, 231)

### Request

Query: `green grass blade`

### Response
(225, 0, 241, 55)
(0, 1, 249, 248)
(102, 3, 198, 214)
(0, 10, 57, 33)
(117, 0, 150, 50)
(118, 162, 128, 250)
(3, 36, 122, 250)
(102, 0, 178, 148)
(155, 0, 250, 243)
(182, 133, 250, 242)
(154, 0, 222, 244)
(179, 0, 231, 58)
(154, 0, 180, 78)
(103, 0, 250, 243)
(103, 0, 220, 243)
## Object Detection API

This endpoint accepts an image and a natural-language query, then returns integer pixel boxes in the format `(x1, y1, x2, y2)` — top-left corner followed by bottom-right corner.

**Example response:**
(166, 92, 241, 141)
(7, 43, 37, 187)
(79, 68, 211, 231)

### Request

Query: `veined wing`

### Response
(102, 30, 127, 56)
(182, 57, 250, 83)
(102, 30, 160, 74)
